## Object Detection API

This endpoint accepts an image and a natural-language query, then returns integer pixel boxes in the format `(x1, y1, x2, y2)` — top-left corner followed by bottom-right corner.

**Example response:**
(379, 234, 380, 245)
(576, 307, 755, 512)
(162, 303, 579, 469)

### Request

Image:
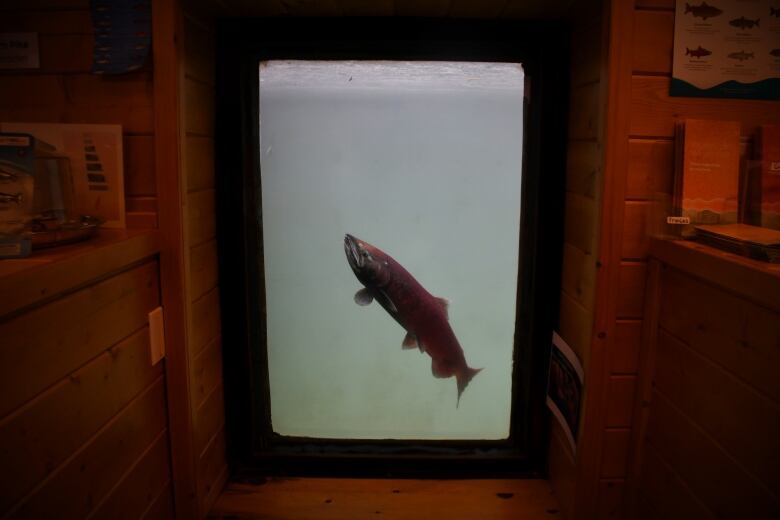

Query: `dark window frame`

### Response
(215, 17, 568, 479)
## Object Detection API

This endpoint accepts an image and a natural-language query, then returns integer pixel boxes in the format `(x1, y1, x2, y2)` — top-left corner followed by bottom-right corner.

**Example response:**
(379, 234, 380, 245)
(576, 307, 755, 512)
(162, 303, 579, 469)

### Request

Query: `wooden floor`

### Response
(210, 478, 560, 519)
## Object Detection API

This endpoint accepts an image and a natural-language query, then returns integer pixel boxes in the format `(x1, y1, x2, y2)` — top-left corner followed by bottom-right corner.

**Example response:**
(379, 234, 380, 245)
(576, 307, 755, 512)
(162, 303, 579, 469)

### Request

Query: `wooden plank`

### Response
(0, 229, 159, 317)
(626, 139, 674, 200)
(39, 33, 93, 72)
(0, 261, 160, 417)
(570, 16, 603, 87)
(194, 383, 225, 457)
(630, 76, 780, 138)
(659, 266, 780, 402)
(632, 10, 673, 74)
(189, 288, 221, 357)
(197, 425, 227, 516)
(152, 0, 199, 518)
(639, 443, 716, 520)
(609, 320, 641, 374)
(184, 77, 215, 137)
(125, 135, 157, 197)
(190, 239, 219, 302)
(191, 337, 223, 411)
(568, 81, 601, 141)
(393, 0, 450, 17)
(0, 327, 162, 515)
(66, 72, 153, 107)
(566, 139, 600, 198)
(558, 289, 593, 364)
(561, 242, 597, 312)
(184, 14, 215, 86)
(605, 376, 637, 428)
(597, 479, 625, 519)
(548, 421, 577, 519)
(126, 196, 158, 214)
(0, 105, 155, 135)
(88, 430, 171, 520)
(337, 0, 393, 16)
(187, 189, 217, 247)
(651, 238, 780, 313)
(0, 76, 67, 107)
(141, 481, 174, 520)
(448, 0, 506, 18)
(126, 211, 159, 229)
(600, 429, 631, 478)
(617, 262, 647, 319)
(636, 0, 674, 8)
(212, 479, 560, 520)
(8, 378, 168, 519)
(621, 201, 650, 260)
(645, 391, 780, 517)
(185, 136, 215, 192)
(654, 329, 780, 494)
(564, 192, 596, 255)
(0, 9, 93, 33)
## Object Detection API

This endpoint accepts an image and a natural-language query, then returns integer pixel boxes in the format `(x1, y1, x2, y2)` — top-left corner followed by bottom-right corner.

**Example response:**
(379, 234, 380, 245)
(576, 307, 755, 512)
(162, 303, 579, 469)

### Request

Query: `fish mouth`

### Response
(344, 234, 364, 270)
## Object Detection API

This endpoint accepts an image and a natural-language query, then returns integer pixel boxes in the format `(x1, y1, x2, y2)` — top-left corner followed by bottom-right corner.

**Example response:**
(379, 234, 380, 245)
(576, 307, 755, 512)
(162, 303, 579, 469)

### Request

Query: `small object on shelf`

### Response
(673, 119, 741, 237)
(694, 223, 780, 263)
(30, 214, 102, 249)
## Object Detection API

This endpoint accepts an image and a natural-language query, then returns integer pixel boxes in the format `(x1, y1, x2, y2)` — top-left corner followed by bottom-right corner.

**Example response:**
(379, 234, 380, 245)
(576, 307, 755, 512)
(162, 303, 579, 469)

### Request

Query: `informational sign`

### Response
(671, 0, 780, 99)
(0, 33, 39, 70)
(547, 332, 584, 453)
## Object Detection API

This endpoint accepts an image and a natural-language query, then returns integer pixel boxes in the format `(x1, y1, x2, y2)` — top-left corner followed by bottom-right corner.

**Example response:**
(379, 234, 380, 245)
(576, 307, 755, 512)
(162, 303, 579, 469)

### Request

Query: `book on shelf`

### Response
(756, 125, 780, 231)
(694, 223, 780, 263)
(673, 119, 741, 237)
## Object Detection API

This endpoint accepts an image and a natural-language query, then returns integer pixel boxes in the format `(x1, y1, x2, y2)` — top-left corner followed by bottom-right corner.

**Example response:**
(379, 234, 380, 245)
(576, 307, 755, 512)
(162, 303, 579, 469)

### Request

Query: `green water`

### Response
(259, 61, 524, 440)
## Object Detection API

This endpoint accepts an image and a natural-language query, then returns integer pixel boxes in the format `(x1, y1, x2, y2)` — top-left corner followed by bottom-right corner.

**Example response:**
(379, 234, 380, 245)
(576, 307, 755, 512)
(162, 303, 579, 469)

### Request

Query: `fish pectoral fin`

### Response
(402, 332, 418, 350)
(378, 289, 398, 314)
(354, 288, 374, 306)
(435, 297, 450, 319)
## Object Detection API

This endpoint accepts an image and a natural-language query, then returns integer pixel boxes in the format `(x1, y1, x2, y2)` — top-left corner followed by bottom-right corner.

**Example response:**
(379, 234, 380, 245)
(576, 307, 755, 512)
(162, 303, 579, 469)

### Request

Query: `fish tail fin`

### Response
(456, 366, 483, 408)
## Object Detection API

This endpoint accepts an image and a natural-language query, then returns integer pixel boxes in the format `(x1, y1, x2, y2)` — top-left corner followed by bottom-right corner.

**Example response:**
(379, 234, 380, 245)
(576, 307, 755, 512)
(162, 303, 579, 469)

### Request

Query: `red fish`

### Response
(685, 2, 723, 20)
(344, 234, 482, 406)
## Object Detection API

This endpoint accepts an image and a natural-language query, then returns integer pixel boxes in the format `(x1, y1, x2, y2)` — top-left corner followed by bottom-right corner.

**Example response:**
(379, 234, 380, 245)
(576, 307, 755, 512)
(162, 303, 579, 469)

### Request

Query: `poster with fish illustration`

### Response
(672, 0, 780, 99)
(546, 332, 583, 454)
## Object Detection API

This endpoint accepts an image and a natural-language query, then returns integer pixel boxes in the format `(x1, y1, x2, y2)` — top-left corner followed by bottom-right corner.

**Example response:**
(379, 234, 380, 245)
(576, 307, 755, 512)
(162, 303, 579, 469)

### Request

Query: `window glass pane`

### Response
(258, 60, 524, 440)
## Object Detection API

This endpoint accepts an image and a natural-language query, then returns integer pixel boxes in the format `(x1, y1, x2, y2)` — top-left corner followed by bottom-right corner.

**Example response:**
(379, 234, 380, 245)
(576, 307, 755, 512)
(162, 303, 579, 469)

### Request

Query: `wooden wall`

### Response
(598, 0, 780, 518)
(180, 5, 228, 516)
(547, 1, 609, 518)
(0, 251, 174, 518)
(0, 0, 158, 229)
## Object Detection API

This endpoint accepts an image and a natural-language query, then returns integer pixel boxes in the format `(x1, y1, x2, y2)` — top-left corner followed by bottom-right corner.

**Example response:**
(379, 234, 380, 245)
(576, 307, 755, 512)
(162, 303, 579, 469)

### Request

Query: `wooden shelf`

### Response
(649, 237, 780, 312)
(0, 228, 161, 318)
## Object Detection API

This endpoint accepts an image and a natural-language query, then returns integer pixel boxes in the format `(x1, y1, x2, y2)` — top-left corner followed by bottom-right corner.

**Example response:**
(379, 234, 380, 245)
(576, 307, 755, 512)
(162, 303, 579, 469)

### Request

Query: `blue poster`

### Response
(671, 0, 780, 100)
(90, 0, 151, 75)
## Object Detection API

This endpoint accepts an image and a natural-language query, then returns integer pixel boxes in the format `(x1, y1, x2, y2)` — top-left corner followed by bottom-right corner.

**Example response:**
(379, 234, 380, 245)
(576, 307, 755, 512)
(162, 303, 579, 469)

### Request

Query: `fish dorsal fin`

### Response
(354, 288, 373, 306)
(436, 297, 450, 319)
(402, 332, 418, 350)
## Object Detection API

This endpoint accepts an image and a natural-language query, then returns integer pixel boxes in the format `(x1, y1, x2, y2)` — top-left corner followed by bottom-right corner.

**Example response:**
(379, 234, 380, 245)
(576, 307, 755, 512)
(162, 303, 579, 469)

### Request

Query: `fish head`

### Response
(344, 234, 391, 286)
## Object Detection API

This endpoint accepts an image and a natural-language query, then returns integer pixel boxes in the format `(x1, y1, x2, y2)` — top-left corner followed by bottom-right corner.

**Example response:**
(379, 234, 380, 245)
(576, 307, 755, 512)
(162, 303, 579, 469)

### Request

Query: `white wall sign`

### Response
(0, 33, 39, 70)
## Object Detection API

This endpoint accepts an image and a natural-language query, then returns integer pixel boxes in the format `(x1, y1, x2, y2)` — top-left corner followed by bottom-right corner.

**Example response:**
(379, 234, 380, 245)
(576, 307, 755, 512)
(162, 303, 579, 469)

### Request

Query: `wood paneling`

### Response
(548, 422, 577, 519)
(190, 239, 219, 301)
(609, 320, 641, 374)
(569, 81, 602, 141)
(187, 189, 217, 247)
(190, 287, 222, 357)
(626, 139, 674, 200)
(621, 201, 650, 259)
(617, 262, 647, 319)
(566, 140, 600, 198)
(393, 0, 450, 17)
(184, 15, 216, 84)
(125, 136, 157, 197)
(184, 78, 215, 137)
(0, 327, 162, 514)
(630, 76, 779, 138)
(89, 431, 171, 520)
(645, 391, 780, 517)
(185, 136, 215, 192)
(194, 383, 226, 457)
(571, 19, 603, 87)
(7, 378, 167, 519)
(605, 376, 636, 428)
(197, 426, 228, 515)
(0, 9, 93, 33)
(564, 192, 597, 254)
(631, 10, 673, 74)
(659, 266, 780, 403)
(558, 290, 593, 362)
(600, 429, 631, 478)
(561, 243, 597, 312)
(0, 261, 160, 418)
(142, 481, 175, 520)
(38, 33, 93, 72)
(191, 337, 223, 411)
(597, 479, 625, 519)
(654, 329, 780, 495)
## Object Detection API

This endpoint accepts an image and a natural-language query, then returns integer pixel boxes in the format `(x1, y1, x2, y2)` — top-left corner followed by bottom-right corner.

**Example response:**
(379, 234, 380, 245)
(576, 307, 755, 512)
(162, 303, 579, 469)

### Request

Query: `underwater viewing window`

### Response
(216, 18, 568, 476)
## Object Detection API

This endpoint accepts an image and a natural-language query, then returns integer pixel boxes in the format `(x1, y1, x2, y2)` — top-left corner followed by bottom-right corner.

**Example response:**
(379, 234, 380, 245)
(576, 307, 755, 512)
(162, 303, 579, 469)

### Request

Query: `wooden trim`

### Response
(152, 0, 199, 518)
(625, 258, 661, 518)
(0, 229, 160, 319)
(572, 0, 634, 516)
(649, 239, 780, 312)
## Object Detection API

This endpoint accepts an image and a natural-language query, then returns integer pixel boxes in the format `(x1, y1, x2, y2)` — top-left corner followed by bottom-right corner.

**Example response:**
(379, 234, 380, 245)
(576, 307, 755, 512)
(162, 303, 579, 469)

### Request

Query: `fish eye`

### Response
(361, 251, 369, 257)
